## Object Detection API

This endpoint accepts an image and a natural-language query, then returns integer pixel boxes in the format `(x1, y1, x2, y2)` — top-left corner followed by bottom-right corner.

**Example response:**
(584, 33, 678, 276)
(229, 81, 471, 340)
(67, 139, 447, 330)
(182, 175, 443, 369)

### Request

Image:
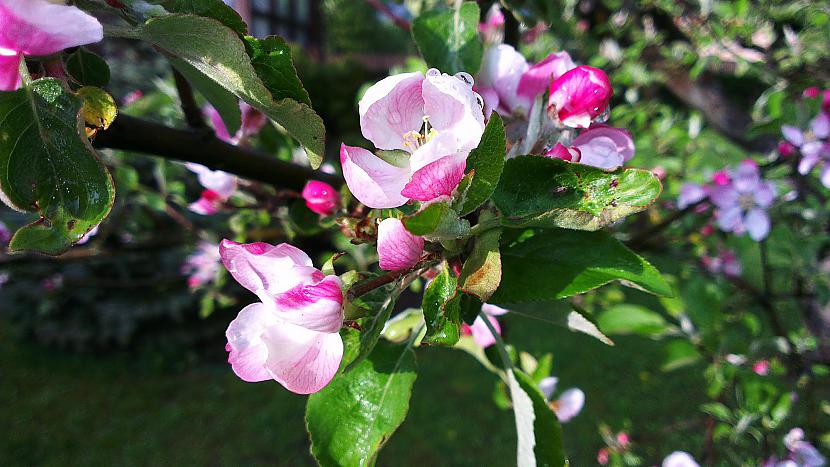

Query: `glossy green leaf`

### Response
(412, 2, 483, 74)
(493, 156, 662, 231)
(0, 78, 114, 254)
(159, 0, 248, 34)
(403, 202, 470, 240)
(459, 113, 506, 215)
(307, 341, 417, 467)
(421, 263, 462, 346)
(244, 35, 311, 106)
(346, 281, 401, 370)
(65, 48, 110, 87)
(490, 229, 672, 303)
(459, 213, 502, 301)
(509, 369, 566, 467)
(597, 304, 670, 336)
(168, 55, 242, 135)
(137, 14, 325, 167)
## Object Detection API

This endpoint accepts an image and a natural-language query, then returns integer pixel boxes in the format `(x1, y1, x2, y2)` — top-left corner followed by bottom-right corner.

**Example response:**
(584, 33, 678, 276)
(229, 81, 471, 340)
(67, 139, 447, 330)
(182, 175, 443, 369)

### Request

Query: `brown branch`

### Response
(172, 68, 207, 129)
(348, 256, 439, 301)
(93, 114, 342, 191)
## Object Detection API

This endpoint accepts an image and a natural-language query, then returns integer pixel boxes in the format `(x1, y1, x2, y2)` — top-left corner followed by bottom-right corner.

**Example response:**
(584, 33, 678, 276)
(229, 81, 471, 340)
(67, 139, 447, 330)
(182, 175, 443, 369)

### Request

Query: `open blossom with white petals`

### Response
(544, 124, 635, 170)
(663, 451, 700, 467)
(548, 65, 613, 128)
(0, 0, 103, 91)
(538, 376, 585, 422)
(341, 69, 485, 208)
(782, 110, 830, 188)
(220, 240, 344, 394)
(377, 218, 424, 271)
(708, 160, 776, 241)
(462, 303, 509, 348)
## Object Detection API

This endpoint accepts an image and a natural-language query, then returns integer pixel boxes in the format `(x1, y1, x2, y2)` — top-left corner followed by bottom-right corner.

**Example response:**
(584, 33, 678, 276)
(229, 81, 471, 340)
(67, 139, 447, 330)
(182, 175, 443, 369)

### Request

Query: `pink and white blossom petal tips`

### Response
(273, 276, 344, 333)
(662, 451, 700, 467)
(468, 314, 500, 348)
(571, 125, 635, 170)
(302, 180, 340, 216)
(219, 239, 315, 296)
(517, 51, 576, 104)
(553, 388, 585, 422)
(0, 51, 21, 91)
(548, 66, 613, 129)
(359, 71, 426, 151)
(400, 155, 467, 203)
(422, 68, 486, 151)
(377, 218, 424, 271)
(340, 144, 410, 209)
(0, 0, 103, 56)
(262, 322, 344, 394)
(225, 302, 279, 383)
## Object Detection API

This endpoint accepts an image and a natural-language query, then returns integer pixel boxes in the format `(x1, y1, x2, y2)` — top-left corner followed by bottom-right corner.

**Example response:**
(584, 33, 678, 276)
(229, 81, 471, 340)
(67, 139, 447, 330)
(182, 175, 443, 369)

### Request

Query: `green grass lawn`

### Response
(1, 309, 707, 466)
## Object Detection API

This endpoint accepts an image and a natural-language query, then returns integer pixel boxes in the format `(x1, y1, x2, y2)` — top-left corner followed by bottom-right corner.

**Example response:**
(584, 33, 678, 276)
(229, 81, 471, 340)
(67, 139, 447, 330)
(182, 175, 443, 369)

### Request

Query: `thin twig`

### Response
(348, 256, 439, 300)
(172, 68, 207, 129)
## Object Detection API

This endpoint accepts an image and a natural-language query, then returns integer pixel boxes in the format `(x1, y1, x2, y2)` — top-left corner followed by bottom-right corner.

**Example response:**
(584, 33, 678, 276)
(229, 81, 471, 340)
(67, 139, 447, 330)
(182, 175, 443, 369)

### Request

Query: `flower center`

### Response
(403, 116, 438, 151)
(738, 193, 755, 210)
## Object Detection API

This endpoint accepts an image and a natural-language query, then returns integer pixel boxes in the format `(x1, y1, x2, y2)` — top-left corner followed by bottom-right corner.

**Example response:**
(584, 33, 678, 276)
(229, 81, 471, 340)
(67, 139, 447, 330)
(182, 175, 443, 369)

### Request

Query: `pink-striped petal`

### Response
(340, 144, 410, 209)
(359, 71, 425, 151)
(262, 322, 343, 394)
(0, 0, 103, 56)
(225, 302, 278, 383)
(571, 125, 635, 169)
(377, 218, 424, 271)
(219, 239, 316, 296)
(401, 155, 466, 203)
(548, 66, 613, 129)
(273, 275, 344, 333)
(469, 314, 500, 348)
(517, 51, 575, 103)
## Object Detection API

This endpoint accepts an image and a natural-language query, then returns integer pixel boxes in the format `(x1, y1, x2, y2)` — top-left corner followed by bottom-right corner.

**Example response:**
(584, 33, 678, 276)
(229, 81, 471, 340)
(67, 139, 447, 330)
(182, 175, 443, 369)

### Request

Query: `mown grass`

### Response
(1, 309, 707, 466)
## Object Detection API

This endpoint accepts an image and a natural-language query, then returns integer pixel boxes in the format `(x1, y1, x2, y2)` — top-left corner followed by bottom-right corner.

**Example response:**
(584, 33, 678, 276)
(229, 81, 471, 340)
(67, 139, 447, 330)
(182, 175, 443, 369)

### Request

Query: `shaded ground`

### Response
(2, 311, 707, 466)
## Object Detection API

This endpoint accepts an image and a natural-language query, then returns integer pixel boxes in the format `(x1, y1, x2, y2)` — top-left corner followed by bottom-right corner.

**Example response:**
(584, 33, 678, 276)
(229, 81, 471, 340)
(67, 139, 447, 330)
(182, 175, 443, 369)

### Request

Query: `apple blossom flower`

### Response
(377, 218, 424, 271)
(783, 428, 826, 467)
(476, 45, 529, 116)
(677, 183, 708, 209)
(122, 90, 143, 106)
(302, 180, 340, 216)
(220, 240, 344, 394)
(616, 432, 630, 448)
(341, 69, 485, 208)
(182, 240, 221, 288)
(702, 249, 742, 277)
(184, 162, 237, 215)
(782, 111, 830, 188)
(708, 160, 776, 241)
(517, 51, 576, 105)
(544, 125, 635, 170)
(538, 376, 585, 422)
(0, 0, 103, 91)
(548, 66, 613, 128)
(752, 359, 771, 376)
(663, 451, 700, 467)
(462, 303, 509, 348)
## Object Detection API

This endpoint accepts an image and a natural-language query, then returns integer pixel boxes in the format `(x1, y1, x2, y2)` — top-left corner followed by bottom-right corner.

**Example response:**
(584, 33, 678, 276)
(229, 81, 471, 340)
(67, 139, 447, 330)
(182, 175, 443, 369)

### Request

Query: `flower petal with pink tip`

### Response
(571, 125, 635, 169)
(261, 322, 343, 394)
(0, 0, 103, 57)
(225, 302, 278, 382)
(184, 163, 237, 198)
(377, 218, 424, 271)
(553, 388, 585, 422)
(273, 275, 344, 333)
(359, 71, 426, 151)
(401, 155, 466, 203)
(548, 66, 613, 129)
(0, 51, 20, 91)
(340, 144, 410, 209)
(219, 239, 315, 296)
(517, 51, 575, 104)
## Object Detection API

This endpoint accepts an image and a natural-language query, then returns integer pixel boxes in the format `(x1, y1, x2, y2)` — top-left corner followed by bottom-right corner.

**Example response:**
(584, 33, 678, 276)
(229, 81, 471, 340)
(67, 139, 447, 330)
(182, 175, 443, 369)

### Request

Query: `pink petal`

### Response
(481, 303, 509, 316)
(781, 125, 805, 147)
(0, 0, 103, 56)
(262, 322, 343, 394)
(470, 314, 500, 348)
(744, 208, 770, 241)
(544, 143, 580, 161)
(377, 218, 424, 271)
(732, 160, 760, 193)
(716, 205, 743, 232)
(204, 104, 233, 143)
(810, 111, 830, 139)
(517, 51, 575, 103)
(753, 182, 776, 208)
(422, 68, 486, 151)
(476, 44, 530, 114)
(226, 302, 278, 383)
(553, 388, 585, 422)
(401, 155, 466, 203)
(219, 239, 316, 296)
(184, 163, 237, 197)
(571, 125, 635, 169)
(188, 190, 223, 215)
(273, 275, 344, 333)
(240, 102, 267, 138)
(707, 185, 739, 209)
(0, 51, 20, 91)
(537, 376, 558, 401)
(678, 183, 707, 209)
(340, 144, 409, 209)
(662, 451, 700, 467)
(548, 66, 613, 129)
(359, 71, 425, 151)
(302, 180, 339, 216)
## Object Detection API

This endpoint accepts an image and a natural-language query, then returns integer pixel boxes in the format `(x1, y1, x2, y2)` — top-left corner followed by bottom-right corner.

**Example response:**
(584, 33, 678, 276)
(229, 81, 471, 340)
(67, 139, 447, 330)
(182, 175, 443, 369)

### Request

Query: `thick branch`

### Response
(94, 115, 341, 191)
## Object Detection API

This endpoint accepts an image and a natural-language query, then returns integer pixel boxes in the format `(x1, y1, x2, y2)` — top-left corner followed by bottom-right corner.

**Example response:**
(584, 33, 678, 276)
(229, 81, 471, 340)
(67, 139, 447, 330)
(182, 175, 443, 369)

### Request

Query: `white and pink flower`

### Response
(341, 69, 485, 208)
(302, 180, 340, 216)
(205, 102, 268, 146)
(782, 110, 830, 188)
(220, 240, 344, 394)
(708, 160, 776, 241)
(662, 451, 700, 467)
(0, 0, 103, 91)
(548, 66, 613, 128)
(462, 303, 509, 348)
(182, 240, 221, 288)
(544, 124, 635, 170)
(377, 218, 424, 271)
(538, 375, 585, 423)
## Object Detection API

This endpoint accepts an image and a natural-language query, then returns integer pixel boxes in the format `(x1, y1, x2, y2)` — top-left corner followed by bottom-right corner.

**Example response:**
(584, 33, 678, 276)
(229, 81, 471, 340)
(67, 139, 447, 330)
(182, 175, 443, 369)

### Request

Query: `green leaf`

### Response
(346, 282, 401, 370)
(597, 304, 670, 336)
(65, 48, 110, 87)
(244, 35, 311, 106)
(0, 79, 115, 255)
(168, 56, 242, 135)
(307, 341, 417, 467)
(459, 113, 506, 215)
(412, 2, 483, 74)
(493, 156, 662, 231)
(421, 263, 462, 346)
(158, 0, 248, 34)
(137, 14, 325, 167)
(508, 369, 567, 467)
(459, 213, 502, 301)
(403, 202, 470, 240)
(661, 340, 702, 371)
(490, 229, 672, 303)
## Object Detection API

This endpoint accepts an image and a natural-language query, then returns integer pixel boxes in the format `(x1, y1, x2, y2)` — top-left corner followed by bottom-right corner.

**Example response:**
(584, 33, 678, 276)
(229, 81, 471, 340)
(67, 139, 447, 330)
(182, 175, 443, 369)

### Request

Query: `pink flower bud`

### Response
(803, 87, 819, 98)
(597, 448, 610, 465)
(302, 180, 340, 216)
(778, 141, 796, 158)
(711, 170, 731, 186)
(616, 432, 630, 448)
(752, 359, 770, 376)
(548, 66, 613, 128)
(544, 143, 580, 161)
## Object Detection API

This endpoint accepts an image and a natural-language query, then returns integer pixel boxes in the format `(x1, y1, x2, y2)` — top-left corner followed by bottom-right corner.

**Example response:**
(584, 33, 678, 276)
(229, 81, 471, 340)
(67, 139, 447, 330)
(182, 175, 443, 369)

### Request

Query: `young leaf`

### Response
(244, 36, 311, 106)
(65, 48, 110, 87)
(661, 340, 702, 371)
(412, 2, 483, 74)
(490, 229, 672, 304)
(459, 113, 506, 216)
(508, 369, 567, 467)
(0, 78, 114, 254)
(306, 341, 417, 467)
(459, 215, 502, 301)
(403, 202, 470, 240)
(493, 156, 662, 231)
(137, 14, 325, 167)
(421, 263, 462, 346)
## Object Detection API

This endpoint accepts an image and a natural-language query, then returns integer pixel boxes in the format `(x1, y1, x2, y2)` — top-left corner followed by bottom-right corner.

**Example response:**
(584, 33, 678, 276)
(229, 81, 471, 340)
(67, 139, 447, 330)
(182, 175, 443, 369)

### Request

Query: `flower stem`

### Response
(468, 215, 503, 237)
(18, 57, 31, 87)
